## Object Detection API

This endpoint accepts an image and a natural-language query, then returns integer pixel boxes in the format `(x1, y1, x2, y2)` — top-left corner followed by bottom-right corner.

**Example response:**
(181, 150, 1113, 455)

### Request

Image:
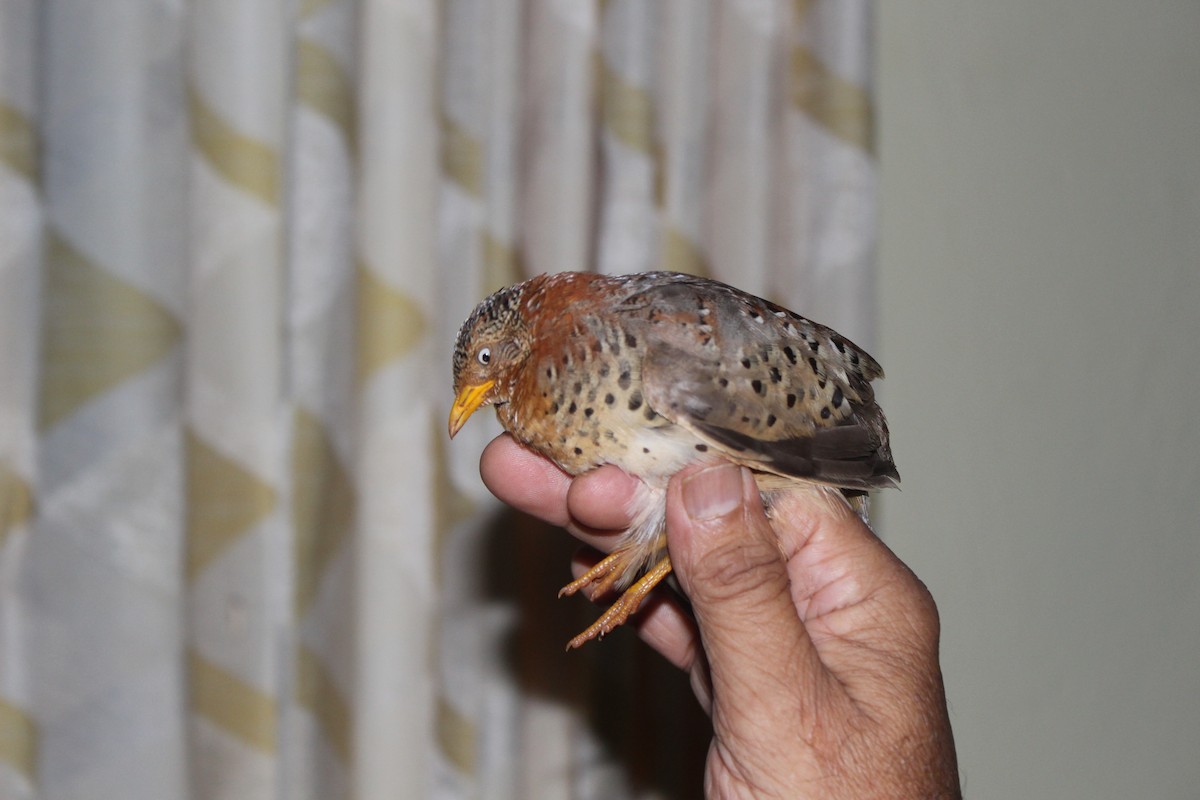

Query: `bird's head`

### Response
(449, 282, 532, 438)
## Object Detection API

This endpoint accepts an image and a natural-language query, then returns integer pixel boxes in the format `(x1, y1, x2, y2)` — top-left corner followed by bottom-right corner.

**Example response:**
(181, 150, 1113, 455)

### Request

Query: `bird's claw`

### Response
(563, 555, 674, 649)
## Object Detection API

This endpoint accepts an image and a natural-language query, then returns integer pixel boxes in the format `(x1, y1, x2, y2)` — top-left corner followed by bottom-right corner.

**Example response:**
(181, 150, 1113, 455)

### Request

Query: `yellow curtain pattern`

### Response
(0, 1, 875, 797)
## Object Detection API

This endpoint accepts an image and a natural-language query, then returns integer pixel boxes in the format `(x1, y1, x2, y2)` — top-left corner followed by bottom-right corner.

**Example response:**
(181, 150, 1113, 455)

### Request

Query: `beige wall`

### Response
(876, 2, 1200, 797)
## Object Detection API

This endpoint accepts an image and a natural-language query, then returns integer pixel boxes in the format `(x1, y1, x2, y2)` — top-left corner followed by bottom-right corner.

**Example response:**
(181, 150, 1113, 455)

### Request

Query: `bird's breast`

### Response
(498, 328, 708, 481)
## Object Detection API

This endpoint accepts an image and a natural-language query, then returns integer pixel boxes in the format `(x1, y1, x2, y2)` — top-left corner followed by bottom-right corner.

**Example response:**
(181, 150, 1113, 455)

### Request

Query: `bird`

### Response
(449, 271, 898, 649)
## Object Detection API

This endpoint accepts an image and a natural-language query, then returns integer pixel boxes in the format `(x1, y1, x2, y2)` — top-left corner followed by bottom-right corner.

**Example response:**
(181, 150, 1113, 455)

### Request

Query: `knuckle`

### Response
(687, 536, 787, 606)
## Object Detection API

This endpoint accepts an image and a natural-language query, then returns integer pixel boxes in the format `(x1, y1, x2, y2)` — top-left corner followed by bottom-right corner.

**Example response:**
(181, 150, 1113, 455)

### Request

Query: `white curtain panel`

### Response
(0, 1, 875, 798)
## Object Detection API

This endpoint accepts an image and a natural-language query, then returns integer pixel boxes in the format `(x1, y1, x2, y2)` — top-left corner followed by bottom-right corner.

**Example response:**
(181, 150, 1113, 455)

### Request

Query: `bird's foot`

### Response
(564, 555, 673, 649)
(558, 549, 628, 599)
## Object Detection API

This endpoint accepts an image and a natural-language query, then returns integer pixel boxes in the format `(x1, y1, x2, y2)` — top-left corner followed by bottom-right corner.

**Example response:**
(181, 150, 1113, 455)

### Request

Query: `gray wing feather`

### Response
(622, 278, 899, 491)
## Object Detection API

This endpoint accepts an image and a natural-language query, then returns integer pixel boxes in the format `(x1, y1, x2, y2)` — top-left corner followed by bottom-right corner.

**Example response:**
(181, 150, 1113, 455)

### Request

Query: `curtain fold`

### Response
(0, 1, 876, 797)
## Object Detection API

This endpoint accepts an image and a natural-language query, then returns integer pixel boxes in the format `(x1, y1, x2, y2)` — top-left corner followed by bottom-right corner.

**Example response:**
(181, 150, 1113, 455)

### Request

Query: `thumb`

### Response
(666, 464, 826, 724)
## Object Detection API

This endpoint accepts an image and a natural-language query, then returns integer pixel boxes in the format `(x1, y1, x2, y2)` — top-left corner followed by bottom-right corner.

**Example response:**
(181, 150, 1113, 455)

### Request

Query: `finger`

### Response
(666, 464, 829, 733)
(565, 466, 640, 531)
(634, 598, 702, 674)
(480, 435, 572, 526)
(480, 435, 639, 551)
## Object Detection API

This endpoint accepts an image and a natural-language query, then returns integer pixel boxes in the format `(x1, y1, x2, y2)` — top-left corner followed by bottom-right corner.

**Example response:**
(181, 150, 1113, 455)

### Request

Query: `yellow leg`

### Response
(565, 556, 673, 650)
(558, 550, 625, 599)
(559, 531, 669, 600)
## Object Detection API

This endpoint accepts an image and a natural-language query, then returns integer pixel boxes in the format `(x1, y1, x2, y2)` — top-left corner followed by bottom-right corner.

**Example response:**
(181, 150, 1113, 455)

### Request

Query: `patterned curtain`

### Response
(0, 1, 875, 798)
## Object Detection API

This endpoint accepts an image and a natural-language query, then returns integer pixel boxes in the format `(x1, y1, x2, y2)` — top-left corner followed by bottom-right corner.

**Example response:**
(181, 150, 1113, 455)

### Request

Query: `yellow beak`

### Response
(448, 380, 495, 438)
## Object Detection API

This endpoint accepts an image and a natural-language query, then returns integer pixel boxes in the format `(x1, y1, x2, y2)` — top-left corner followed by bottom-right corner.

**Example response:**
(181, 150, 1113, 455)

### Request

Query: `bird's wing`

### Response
(624, 279, 899, 491)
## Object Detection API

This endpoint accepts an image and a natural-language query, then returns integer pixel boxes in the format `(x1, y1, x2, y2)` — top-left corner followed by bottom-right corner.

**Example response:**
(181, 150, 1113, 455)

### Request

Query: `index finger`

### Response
(479, 434, 641, 534)
(480, 434, 573, 527)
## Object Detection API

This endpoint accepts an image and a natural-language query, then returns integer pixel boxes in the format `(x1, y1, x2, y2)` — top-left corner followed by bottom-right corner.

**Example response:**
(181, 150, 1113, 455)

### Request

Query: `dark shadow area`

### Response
(482, 506, 710, 798)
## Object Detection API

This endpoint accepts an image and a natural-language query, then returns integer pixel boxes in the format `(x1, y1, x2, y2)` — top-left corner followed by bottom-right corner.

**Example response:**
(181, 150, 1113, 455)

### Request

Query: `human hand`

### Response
(480, 434, 960, 799)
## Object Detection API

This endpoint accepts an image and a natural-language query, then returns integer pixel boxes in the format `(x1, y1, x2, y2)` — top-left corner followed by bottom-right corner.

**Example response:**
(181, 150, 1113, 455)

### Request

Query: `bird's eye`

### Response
(477, 347, 491, 366)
